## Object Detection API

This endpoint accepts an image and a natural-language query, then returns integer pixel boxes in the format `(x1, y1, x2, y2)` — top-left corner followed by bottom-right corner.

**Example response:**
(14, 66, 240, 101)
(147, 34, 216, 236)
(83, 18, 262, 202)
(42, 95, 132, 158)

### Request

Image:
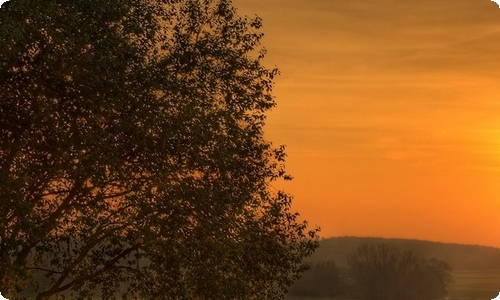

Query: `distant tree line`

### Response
(289, 243, 453, 300)
(288, 260, 346, 298)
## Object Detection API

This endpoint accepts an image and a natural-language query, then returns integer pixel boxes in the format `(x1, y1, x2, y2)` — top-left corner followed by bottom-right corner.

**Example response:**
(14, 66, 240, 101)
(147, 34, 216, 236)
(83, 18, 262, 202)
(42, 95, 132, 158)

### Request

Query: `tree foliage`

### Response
(347, 243, 453, 300)
(0, 0, 319, 298)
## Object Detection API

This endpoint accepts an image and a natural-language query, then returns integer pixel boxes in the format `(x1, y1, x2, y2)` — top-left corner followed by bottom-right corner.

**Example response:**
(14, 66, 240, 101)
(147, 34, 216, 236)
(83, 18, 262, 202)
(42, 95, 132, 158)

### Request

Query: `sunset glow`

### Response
(235, 0, 500, 247)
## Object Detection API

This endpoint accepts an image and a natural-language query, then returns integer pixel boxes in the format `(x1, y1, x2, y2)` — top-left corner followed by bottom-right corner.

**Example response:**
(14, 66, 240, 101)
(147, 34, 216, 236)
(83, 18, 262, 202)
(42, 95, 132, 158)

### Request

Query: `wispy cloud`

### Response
(235, 0, 500, 247)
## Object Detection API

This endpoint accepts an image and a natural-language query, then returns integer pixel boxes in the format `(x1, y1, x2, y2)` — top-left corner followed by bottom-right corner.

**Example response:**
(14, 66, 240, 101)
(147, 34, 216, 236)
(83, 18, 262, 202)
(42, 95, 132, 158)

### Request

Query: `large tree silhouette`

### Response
(0, 0, 319, 298)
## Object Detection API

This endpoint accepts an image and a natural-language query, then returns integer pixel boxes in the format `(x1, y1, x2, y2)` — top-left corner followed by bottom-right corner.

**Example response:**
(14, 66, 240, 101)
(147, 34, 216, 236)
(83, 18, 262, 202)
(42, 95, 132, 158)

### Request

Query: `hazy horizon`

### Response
(321, 235, 500, 249)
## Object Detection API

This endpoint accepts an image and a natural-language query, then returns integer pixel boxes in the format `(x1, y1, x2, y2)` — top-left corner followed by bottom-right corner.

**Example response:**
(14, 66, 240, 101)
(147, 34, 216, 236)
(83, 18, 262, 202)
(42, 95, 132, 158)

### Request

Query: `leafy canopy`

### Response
(0, 0, 319, 299)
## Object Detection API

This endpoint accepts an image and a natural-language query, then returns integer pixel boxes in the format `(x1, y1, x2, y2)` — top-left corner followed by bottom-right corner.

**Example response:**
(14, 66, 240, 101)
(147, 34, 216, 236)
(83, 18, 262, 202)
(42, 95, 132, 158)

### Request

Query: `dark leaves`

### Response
(0, 0, 318, 299)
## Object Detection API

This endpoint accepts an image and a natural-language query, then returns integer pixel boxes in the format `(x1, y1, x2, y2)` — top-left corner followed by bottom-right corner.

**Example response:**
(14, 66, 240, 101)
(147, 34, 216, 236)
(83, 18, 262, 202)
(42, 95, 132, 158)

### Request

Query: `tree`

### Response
(406, 258, 453, 300)
(347, 243, 453, 300)
(311, 260, 343, 297)
(0, 0, 319, 298)
(289, 260, 344, 298)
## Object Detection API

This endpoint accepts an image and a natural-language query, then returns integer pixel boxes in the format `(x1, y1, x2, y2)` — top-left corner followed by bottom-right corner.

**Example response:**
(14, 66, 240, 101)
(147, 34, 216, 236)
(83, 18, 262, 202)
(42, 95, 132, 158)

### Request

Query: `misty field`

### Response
(448, 269, 500, 300)
(285, 269, 500, 300)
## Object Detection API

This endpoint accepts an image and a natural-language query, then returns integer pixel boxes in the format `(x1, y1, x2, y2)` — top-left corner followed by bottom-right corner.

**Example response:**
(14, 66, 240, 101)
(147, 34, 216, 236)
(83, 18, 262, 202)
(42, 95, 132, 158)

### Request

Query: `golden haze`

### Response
(234, 0, 500, 248)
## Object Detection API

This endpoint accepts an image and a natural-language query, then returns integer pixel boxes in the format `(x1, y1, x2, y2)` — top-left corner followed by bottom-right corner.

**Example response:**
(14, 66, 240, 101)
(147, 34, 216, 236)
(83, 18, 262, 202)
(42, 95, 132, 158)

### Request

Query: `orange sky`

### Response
(234, 0, 500, 248)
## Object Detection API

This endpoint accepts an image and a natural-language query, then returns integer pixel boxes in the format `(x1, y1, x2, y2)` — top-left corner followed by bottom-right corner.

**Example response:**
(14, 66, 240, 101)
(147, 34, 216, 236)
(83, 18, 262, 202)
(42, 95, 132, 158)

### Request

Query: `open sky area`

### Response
(234, 0, 500, 248)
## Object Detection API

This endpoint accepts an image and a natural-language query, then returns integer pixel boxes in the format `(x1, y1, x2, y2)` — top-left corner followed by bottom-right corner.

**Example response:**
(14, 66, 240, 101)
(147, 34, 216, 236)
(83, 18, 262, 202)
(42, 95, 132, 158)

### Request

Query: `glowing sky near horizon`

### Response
(234, 0, 500, 248)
